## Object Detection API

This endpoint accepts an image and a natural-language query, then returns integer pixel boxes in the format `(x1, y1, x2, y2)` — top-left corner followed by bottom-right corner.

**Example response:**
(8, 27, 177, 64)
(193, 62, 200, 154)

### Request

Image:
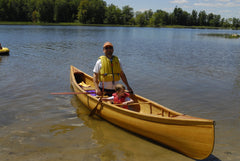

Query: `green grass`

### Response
(0, 21, 237, 30)
(0, 21, 83, 26)
(0, 21, 134, 27)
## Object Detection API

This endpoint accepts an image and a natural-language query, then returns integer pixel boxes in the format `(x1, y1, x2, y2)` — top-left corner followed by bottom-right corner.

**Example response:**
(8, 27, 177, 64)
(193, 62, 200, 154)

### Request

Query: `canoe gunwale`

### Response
(91, 99, 214, 126)
(70, 65, 215, 160)
(70, 65, 214, 126)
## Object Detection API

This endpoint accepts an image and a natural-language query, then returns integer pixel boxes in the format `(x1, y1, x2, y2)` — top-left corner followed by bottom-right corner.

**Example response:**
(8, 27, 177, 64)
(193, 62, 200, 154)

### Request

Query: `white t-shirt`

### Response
(93, 57, 123, 89)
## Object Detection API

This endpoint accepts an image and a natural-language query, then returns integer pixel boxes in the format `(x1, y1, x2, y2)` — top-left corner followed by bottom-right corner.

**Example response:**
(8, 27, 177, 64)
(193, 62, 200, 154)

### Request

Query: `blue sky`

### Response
(104, 0, 240, 19)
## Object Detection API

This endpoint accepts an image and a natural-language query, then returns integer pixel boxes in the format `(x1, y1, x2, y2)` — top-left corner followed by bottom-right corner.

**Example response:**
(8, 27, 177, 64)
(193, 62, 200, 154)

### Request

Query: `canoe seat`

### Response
(156, 111, 178, 117)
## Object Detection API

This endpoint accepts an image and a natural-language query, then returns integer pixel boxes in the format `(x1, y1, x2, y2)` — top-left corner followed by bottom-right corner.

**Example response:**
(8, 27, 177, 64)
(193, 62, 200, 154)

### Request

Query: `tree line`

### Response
(0, 0, 239, 29)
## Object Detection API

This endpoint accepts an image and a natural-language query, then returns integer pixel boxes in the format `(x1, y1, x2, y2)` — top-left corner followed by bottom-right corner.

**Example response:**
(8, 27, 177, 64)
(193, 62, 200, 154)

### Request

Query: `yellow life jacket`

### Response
(99, 55, 121, 82)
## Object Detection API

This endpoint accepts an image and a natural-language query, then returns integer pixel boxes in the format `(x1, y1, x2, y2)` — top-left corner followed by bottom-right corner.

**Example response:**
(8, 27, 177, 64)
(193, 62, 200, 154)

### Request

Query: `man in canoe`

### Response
(93, 41, 133, 96)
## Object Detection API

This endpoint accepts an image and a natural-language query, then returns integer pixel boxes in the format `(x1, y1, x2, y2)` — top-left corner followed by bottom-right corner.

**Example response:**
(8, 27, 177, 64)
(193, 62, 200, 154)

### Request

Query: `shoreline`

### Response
(0, 21, 237, 30)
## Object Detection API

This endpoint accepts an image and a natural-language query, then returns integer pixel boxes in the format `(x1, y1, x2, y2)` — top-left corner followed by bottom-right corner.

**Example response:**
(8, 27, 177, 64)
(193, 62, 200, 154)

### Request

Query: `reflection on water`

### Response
(0, 25, 240, 161)
(50, 124, 82, 136)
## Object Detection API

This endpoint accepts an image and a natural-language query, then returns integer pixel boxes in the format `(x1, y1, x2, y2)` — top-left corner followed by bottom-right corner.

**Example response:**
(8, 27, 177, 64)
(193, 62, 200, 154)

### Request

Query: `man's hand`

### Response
(127, 87, 133, 94)
(95, 87, 102, 96)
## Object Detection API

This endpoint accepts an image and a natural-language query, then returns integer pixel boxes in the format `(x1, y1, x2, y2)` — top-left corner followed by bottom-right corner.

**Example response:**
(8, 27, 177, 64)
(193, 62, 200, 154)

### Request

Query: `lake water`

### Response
(0, 25, 240, 161)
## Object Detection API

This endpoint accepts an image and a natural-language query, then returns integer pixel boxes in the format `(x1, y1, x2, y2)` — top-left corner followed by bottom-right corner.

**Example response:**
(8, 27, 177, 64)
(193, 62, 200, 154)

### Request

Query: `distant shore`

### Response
(0, 21, 237, 30)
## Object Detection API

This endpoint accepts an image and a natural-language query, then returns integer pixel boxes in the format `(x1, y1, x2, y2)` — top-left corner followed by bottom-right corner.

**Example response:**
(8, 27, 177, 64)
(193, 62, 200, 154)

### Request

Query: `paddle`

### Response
(114, 102, 150, 106)
(50, 92, 95, 95)
(129, 92, 141, 112)
(89, 77, 105, 116)
(51, 91, 133, 95)
(89, 94, 103, 116)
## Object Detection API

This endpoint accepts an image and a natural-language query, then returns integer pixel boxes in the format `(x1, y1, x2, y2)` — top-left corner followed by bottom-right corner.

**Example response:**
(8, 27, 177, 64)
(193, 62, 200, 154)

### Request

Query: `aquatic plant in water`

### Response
(199, 33, 240, 39)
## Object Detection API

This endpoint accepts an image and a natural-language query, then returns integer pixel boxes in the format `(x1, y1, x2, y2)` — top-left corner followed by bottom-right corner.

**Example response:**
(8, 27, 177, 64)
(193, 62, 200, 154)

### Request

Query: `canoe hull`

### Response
(70, 65, 215, 160)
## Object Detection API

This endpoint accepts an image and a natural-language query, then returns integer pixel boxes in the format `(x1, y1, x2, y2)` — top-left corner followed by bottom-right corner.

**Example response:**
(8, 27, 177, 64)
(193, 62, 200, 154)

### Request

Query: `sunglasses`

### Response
(104, 46, 113, 50)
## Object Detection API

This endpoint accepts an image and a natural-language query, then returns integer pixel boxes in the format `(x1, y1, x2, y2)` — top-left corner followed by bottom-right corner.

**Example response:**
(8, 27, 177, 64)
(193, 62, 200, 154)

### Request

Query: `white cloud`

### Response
(225, 2, 240, 7)
(170, 0, 188, 4)
(194, 3, 222, 7)
(194, 1, 240, 7)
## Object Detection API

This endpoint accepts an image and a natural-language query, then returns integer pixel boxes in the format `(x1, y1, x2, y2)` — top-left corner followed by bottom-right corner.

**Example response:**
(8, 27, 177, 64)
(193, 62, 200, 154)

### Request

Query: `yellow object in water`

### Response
(0, 47, 10, 55)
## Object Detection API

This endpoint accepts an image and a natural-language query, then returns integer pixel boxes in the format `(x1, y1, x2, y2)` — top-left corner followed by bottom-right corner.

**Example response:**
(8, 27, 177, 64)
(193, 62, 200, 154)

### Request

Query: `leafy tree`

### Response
(32, 10, 40, 22)
(0, 0, 238, 28)
(212, 15, 221, 27)
(27, 0, 38, 22)
(3, 0, 28, 21)
(144, 9, 153, 23)
(149, 9, 168, 26)
(198, 10, 207, 26)
(135, 11, 147, 26)
(54, 0, 80, 22)
(207, 13, 214, 26)
(1, 0, 21, 21)
(78, 0, 106, 24)
(173, 7, 182, 25)
(90, 0, 106, 24)
(78, 0, 89, 23)
(38, 0, 55, 22)
(232, 17, 240, 29)
(105, 4, 122, 24)
(55, 0, 68, 22)
(172, 7, 190, 25)
(182, 11, 190, 25)
(122, 5, 134, 25)
(68, 0, 81, 21)
(222, 18, 232, 28)
(0, 0, 9, 20)
(190, 10, 198, 26)
(206, 13, 221, 27)
(135, 10, 153, 26)
(169, 12, 176, 25)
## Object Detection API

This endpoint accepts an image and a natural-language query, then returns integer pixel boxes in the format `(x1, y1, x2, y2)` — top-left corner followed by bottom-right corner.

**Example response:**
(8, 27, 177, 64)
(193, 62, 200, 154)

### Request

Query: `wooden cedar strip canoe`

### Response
(0, 47, 10, 55)
(70, 65, 215, 160)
